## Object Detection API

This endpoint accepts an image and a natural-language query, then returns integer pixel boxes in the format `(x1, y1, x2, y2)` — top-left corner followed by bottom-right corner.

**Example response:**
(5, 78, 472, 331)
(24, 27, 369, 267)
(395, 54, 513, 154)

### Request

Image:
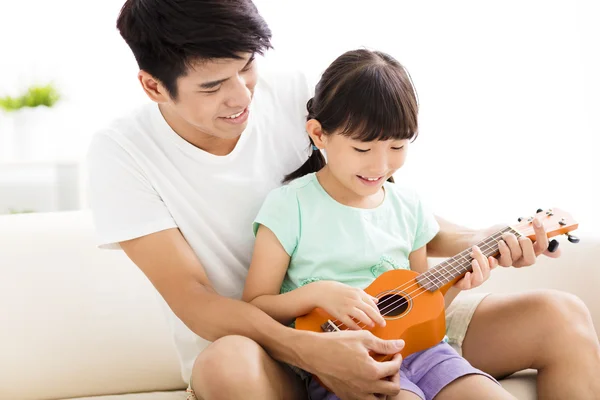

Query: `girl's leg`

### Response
(190, 335, 306, 400)
(434, 375, 515, 400)
(460, 290, 600, 400)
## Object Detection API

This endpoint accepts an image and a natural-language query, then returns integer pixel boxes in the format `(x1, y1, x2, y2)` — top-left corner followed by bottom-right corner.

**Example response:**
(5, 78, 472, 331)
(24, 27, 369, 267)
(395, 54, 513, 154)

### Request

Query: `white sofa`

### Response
(1, 210, 598, 400)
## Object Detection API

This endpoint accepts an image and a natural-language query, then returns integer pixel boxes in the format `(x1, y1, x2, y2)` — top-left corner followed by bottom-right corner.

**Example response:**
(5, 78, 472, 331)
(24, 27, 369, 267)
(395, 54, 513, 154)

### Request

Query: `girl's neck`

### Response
(316, 167, 385, 209)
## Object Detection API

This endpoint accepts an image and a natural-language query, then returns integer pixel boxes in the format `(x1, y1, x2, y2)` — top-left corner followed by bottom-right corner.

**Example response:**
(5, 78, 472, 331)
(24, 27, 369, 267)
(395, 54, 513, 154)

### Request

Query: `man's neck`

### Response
(158, 103, 239, 156)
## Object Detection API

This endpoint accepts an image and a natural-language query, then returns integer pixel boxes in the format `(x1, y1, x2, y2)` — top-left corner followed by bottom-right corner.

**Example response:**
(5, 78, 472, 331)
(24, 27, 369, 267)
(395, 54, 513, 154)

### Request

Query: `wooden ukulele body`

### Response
(295, 269, 447, 361)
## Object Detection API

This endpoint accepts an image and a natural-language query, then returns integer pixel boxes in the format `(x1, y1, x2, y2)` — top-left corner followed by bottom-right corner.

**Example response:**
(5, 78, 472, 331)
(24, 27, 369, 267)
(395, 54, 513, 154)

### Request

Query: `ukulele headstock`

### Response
(512, 208, 579, 242)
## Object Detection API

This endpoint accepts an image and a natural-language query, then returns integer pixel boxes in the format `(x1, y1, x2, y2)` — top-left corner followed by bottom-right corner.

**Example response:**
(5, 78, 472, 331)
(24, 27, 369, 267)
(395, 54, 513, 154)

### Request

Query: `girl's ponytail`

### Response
(283, 99, 326, 183)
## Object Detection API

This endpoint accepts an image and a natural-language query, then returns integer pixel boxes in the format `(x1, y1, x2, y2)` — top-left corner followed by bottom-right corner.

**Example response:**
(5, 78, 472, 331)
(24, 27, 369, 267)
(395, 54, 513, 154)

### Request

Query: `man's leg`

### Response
(460, 290, 600, 400)
(190, 335, 307, 400)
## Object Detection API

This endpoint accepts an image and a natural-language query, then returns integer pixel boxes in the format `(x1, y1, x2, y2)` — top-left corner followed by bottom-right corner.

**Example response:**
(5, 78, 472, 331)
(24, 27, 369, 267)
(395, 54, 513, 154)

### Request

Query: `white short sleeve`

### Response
(86, 132, 177, 249)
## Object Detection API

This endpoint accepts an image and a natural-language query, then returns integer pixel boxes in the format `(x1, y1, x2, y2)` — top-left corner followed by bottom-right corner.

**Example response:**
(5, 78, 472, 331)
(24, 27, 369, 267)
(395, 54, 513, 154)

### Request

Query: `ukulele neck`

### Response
(416, 226, 521, 292)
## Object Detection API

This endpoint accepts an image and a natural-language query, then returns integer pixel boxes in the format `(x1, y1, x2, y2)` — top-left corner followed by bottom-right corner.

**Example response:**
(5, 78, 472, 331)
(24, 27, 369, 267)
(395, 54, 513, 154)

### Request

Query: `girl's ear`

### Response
(306, 119, 327, 149)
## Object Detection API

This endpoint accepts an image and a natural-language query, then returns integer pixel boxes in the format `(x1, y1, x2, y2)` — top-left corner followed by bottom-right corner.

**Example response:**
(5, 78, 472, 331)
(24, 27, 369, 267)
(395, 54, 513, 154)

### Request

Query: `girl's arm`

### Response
(244, 225, 385, 328)
(242, 224, 320, 325)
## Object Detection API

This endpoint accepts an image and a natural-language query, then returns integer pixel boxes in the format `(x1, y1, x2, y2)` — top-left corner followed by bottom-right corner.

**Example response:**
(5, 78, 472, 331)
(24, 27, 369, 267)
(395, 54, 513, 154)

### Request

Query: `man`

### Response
(87, 1, 600, 399)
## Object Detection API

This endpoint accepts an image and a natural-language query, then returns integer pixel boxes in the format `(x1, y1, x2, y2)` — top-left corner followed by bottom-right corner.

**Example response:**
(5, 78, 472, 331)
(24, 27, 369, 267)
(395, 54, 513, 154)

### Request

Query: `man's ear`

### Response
(138, 70, 171, 103)
(306, 119, 327, 149)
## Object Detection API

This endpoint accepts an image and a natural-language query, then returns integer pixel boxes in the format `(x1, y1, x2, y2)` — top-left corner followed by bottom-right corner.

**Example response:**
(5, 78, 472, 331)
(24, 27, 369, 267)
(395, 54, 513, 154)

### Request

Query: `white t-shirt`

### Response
(86, 70, 312, 382)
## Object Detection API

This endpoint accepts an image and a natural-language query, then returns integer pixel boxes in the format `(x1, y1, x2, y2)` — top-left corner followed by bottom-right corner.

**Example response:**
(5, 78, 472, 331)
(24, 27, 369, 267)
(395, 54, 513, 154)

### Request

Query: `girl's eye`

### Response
(353, 147, 370, 153)
(391, 146, 404, 150)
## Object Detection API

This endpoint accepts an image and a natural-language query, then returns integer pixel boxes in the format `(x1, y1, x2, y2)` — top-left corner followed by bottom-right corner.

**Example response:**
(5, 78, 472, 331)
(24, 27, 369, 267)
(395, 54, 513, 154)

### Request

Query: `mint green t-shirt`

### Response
(253, 173, 440, 294)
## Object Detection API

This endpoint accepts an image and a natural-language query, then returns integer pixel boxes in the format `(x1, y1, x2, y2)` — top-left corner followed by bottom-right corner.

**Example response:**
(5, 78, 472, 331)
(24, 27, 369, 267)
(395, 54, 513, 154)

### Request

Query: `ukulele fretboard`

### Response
(416, 226, 521, 292)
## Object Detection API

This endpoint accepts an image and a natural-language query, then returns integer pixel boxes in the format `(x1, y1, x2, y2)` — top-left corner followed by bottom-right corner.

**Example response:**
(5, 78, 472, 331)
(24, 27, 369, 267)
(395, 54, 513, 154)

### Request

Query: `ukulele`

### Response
(295, 208, 579, 362)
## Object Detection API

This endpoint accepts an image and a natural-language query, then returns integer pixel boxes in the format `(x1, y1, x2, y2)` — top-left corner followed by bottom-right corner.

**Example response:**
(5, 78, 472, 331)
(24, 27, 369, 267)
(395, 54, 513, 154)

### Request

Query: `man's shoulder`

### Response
(90, 102, 157, 144)
(99, 103, 156, 140)
(258, 65, 314, 94)
(87, 103, 157, 162)
(255, 65, 314, 116)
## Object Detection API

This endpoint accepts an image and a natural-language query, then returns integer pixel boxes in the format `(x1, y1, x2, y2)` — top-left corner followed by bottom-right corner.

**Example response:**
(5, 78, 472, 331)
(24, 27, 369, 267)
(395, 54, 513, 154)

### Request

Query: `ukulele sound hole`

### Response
(377, 293, 409, 317)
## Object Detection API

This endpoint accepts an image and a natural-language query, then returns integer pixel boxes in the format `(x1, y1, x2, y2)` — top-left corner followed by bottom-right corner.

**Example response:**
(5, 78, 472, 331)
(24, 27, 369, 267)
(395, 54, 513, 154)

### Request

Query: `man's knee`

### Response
(528, 290, 597, 345)
(192, 335, 270, 397)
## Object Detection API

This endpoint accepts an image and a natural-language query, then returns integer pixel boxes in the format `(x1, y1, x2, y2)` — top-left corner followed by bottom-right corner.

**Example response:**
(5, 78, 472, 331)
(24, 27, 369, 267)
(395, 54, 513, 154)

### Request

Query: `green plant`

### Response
(8, 208, 36, 214)
(0, 84, 60, 112)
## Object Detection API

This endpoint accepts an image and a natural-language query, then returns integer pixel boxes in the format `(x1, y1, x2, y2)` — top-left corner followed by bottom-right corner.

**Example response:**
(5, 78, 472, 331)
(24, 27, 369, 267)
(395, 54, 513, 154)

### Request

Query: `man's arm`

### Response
(426, 217, 478, 258)
(428, 215, 560, 266)
(120, 228, 304, 359)
(120, 228, 405, 399)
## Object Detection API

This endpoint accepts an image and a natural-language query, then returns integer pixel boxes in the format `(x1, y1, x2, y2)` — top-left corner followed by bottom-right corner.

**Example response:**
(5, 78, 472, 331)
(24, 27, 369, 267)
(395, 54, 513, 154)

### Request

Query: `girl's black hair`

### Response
(284, 49, 419, 184)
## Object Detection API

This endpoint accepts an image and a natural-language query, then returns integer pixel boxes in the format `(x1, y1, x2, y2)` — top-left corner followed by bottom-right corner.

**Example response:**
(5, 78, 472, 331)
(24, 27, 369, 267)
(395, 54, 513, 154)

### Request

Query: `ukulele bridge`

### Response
(320, 320, 341, 332)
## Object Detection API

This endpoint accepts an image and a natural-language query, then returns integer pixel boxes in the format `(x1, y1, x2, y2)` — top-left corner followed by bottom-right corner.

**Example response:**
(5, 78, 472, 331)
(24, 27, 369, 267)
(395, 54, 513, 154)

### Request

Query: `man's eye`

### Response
(353, 147, 370, 153)
(201, 88, 220, 94)
(242, 58, 255, 72)
(391, 146, 404, 150)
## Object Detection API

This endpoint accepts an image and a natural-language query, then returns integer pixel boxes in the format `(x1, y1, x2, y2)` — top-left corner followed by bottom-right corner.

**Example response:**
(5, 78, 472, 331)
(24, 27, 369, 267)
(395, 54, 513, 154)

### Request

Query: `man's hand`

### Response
(482, 217, 562, 268)
(298, 330, 404, 400)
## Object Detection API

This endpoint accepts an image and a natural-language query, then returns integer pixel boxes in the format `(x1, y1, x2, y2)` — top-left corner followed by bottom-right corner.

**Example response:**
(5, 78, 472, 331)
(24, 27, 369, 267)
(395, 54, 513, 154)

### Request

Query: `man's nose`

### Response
(225, 75, 252, 109)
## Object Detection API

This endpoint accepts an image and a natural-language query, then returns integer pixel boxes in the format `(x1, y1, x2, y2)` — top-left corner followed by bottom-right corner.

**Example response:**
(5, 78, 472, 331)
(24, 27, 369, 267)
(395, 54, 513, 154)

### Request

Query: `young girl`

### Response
(242, 49, 513, 400)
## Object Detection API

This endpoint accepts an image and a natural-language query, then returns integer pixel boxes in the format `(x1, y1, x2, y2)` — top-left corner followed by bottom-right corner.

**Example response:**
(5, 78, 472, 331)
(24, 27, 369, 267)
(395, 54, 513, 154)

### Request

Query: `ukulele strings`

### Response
(328, 227, 512, 331)
(343, 218, 562, 331)
(376, 231, 506, 318)
(329, 232, 503, 330)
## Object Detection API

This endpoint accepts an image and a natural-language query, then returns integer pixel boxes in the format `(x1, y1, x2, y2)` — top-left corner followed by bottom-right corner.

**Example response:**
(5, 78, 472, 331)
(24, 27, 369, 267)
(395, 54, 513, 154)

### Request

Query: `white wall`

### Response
(0, 0, 598, 234)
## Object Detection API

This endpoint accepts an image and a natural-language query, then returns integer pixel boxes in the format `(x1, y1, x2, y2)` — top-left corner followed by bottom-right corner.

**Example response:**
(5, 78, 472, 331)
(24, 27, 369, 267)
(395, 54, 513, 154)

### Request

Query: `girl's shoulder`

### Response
(285, 173, 316, 190)
(262, 173, 316, 207)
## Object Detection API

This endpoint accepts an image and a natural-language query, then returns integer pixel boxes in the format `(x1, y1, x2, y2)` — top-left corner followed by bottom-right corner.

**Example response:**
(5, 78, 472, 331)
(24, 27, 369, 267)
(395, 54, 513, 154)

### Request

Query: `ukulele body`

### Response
(295, 268, 447, 361)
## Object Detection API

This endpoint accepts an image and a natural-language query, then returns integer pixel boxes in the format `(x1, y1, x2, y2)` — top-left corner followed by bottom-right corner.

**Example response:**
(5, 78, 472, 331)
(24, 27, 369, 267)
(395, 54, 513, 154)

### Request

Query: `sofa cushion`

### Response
(66, 391, 187, 400)
(0, 211, 186, 400)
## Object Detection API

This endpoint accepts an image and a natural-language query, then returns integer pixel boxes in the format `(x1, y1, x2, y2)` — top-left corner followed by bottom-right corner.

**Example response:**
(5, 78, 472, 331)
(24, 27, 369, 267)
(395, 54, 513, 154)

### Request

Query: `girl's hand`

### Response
(453, 245, 498, 290)
(316, 281, 386, 330)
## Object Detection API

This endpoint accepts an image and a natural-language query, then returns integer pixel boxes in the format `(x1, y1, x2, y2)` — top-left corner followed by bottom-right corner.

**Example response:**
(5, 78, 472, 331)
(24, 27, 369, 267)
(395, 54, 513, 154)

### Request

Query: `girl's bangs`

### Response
(337, 66, 418, 142)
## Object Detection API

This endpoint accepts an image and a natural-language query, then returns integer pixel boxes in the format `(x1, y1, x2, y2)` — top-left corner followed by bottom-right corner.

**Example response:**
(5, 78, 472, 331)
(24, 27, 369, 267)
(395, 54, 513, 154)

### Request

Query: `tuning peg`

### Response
(536, 208, 544, 213)
(566, 234, 580, 244)
(559, 218, 567, 226)
(547, 239, 560, 252)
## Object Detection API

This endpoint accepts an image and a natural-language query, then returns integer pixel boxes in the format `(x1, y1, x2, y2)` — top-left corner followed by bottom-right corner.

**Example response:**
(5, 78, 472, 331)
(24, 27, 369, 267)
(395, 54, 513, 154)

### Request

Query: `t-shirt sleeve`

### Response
(86, 132, 177, 249)
(252, 186, 300, 256)
(412, 195, 440, 252)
